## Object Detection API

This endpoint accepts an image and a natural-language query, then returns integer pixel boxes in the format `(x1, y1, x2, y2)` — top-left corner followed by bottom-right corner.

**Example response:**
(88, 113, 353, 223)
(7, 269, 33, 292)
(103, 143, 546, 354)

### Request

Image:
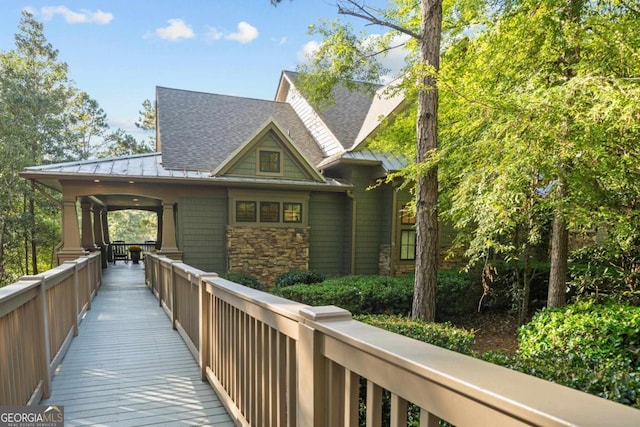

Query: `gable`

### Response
(214, 120, 325, 183)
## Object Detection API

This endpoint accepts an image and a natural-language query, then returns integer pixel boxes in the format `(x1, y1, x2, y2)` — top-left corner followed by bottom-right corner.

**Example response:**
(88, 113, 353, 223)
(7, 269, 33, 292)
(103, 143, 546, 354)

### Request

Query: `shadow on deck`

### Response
(41, 262, 234, 427)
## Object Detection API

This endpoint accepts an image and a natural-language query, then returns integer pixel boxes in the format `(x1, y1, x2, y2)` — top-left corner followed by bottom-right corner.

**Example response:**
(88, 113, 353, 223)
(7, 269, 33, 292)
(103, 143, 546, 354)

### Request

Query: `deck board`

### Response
(41, 262, 234, 427)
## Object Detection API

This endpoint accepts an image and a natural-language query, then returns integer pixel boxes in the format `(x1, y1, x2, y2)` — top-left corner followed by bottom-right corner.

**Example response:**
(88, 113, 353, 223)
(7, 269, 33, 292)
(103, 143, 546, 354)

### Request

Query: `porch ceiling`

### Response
(93, 194, 162, 211)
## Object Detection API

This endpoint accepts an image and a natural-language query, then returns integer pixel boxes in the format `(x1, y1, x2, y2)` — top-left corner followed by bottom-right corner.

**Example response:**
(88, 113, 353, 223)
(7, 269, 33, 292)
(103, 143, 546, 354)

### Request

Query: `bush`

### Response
(272, 275, 414, 315)
(222, 272, 265, 291)
(274, 269, 325, 287)
(484, 301, 640, 408)
(272, 271, 479, 318)
(436, 270, 481, 318)
(356, 314, 475, 355)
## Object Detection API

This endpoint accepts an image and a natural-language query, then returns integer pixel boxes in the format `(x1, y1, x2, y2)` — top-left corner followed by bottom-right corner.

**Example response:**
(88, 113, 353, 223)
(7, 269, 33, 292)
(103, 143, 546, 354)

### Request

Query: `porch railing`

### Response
(109, 241, 157, 263)
(144, 253, 640, 426)
(0, 252, 102, 406)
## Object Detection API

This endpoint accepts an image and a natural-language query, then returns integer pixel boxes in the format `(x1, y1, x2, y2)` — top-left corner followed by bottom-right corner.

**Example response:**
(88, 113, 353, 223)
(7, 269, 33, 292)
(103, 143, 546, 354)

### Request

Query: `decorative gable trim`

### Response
(212, 118, 326, 183)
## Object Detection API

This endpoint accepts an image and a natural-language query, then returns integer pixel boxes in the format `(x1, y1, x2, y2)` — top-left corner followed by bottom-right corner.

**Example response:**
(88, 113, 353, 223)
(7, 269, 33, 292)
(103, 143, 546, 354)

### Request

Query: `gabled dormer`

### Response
(213, 119, 325, 183)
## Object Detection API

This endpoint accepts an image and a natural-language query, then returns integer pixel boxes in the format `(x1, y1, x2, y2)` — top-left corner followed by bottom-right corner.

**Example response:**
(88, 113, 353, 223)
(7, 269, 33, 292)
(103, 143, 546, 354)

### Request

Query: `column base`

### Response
(57, 249, 89, 265)
(158, 249, 183, 261)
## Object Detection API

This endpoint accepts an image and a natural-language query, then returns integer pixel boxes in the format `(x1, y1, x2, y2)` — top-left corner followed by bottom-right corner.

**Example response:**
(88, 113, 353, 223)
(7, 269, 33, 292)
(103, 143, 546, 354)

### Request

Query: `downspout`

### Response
(347, 190, 356, 274)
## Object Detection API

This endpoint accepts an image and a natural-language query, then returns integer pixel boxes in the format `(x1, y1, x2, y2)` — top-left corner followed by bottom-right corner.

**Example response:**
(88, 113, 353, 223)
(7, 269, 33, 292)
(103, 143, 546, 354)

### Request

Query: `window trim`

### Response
(260, 201, 280, 222)
(257, 148, 283, 176)
(235, 201, 257, 222)
(283, 202, 303, 224)
(229, 190, 309, 227)
(399, 229, 417, 261)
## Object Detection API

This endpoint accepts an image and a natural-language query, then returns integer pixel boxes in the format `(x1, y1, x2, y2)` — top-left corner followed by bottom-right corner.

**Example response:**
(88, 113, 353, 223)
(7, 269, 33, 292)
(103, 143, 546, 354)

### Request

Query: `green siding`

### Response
(350, 167, 385, 275)
(309, 192, 347, 276)
(227, 133, 310, 180)
(177, 196, 228, 273)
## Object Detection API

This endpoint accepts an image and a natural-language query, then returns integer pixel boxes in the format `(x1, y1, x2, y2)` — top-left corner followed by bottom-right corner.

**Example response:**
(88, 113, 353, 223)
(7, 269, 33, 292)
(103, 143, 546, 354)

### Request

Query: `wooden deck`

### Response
(41, 262, 234, 427)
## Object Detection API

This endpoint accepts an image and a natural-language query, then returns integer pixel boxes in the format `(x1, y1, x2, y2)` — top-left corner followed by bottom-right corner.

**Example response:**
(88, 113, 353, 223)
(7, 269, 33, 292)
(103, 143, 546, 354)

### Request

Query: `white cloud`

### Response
(206, 27, 224, 42)
(297, 40, 320, 63)
(40, 6, 113, 24)
(225, 21, 258, 44)
(155, 19, 195, 41)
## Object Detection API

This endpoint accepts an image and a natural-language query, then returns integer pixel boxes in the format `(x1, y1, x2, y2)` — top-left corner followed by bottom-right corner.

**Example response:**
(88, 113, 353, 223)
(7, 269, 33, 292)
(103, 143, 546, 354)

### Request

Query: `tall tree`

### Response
(66, 90, 108, 160)
(135, 98, 156, 149)
(438, 0, 640, 310)
(0, 11, 73, 284)
(276, 0, 444, 321)
(97, 128, 152, 158)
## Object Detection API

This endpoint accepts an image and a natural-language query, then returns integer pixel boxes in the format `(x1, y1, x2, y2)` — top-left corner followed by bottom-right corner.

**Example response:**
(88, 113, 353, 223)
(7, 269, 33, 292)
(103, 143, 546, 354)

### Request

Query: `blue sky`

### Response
(0, 0, 401, 140)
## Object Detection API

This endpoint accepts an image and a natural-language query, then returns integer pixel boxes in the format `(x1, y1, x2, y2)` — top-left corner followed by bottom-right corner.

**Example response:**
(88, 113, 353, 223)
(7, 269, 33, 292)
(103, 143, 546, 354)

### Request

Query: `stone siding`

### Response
(226, 226, 309, 286)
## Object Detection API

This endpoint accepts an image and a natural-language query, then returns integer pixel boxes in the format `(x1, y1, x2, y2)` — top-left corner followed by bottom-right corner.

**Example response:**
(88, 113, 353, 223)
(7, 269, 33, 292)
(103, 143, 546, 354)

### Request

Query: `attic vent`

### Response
(287, 129, 291, 137)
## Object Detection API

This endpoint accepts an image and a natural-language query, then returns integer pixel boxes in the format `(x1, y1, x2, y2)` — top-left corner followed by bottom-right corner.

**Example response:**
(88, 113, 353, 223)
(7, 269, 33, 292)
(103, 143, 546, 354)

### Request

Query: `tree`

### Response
(275, 0, 444, 321)
(66, 90, 108, 160)
(0, 11, 74, 284)
(438, 0, 640, 312)
(135, 98, 156, 149)
(97, 128, 153, 158)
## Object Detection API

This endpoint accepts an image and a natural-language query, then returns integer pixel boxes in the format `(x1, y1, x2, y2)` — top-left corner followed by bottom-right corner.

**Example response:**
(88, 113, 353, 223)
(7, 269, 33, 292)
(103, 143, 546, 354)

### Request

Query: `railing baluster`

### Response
(390, 393, 408, 427)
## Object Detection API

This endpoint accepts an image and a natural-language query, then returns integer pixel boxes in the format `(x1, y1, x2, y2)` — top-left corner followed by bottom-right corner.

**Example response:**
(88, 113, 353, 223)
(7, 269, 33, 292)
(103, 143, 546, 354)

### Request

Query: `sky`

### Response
(0, 0, 402, 141)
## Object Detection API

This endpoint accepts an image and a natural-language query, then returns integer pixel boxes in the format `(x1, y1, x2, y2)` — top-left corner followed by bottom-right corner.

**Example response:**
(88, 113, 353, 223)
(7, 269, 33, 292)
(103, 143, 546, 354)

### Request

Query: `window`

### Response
(236, 201, 256, 222)
(260, 202, 279, 222)
(259, 150, 281, 173)
(283, 202, 302, 223)
(400, 207, 416, 225)
(400, 230, 416, 260)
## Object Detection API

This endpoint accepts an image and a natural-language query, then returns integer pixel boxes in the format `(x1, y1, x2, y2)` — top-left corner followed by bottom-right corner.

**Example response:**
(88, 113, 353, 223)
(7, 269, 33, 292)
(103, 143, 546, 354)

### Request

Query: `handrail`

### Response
(143, 252, 640, 426)
(0, 252, 102, 406)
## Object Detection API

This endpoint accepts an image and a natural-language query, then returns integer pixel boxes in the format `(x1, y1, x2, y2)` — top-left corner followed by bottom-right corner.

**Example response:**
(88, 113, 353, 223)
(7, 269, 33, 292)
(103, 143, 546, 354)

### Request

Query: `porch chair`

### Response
(112, 241, 128, 264)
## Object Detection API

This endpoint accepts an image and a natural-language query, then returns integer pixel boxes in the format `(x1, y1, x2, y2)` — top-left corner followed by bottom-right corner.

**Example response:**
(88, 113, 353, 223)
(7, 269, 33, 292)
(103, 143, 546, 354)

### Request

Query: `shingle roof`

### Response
(282, 71, 381, 150)
(157, 86, 324, 171)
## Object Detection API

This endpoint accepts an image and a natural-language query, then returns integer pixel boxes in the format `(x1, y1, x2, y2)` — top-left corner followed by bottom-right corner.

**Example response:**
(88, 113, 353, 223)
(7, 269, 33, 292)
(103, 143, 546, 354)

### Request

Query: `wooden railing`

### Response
(0, 252, 102, 406)
(109, 241, 157, 262)
(144, 253, 640, 426)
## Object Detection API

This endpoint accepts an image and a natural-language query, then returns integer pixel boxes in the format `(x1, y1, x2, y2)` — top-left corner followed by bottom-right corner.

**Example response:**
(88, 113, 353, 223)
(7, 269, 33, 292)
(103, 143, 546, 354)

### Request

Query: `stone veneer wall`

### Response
(226, 226, 309, 286)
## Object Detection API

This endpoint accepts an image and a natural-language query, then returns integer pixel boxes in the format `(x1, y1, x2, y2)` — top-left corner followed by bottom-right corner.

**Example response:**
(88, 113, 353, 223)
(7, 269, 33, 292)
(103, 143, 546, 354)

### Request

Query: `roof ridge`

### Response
(156, 86, 283, 104)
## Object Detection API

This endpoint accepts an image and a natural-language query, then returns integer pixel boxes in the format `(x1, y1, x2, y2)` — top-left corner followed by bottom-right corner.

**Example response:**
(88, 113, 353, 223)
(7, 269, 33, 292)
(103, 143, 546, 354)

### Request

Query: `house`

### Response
(21, 71, 453, 284)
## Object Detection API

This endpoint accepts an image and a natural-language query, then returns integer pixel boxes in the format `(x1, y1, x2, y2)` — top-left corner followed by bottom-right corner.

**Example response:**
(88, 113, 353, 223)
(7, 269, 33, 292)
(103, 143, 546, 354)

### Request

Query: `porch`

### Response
(1, 253, 639, 426)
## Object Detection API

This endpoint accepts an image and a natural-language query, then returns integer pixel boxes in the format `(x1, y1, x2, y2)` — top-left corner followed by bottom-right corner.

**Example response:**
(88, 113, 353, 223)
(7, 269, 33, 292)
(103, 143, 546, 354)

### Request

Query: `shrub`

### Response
(272, 275, 414, 315)
(356, 314, 475, 355)
(272, 271, 479, 318)
(222, 272, 265, 291)
(485, 301, 640, 408)
(436, 270, 481, 318)
(274, 269, 325, 287)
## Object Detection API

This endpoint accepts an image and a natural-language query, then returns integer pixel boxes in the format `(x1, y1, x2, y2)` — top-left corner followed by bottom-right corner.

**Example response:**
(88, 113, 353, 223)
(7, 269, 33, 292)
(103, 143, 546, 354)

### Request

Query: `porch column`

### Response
(159, 201, 182, 260)
(57, 197, 87, 265)
(156, 208, 163, 249)
(102, 209, 113, 263)
(93, 205, 107, 268)
(80, 201, 96, 251)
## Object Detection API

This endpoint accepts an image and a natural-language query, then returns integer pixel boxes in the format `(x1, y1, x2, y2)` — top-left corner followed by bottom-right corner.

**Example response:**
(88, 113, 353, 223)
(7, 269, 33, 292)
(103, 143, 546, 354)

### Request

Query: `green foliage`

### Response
(222, 272, 265, 291)
(272, 271, 479, 318)
(274, 269, 325, 287)
(107, 210, 157, 243)
(483, 301, 640, 408)
(272, 275, 413, 315)
(356, 314, 475, 355)
(568, 224, 640, 304)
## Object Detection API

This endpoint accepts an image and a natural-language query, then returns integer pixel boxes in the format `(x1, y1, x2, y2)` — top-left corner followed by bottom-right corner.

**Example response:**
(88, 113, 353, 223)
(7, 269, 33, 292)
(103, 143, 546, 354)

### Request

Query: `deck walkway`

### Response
(41, 262, 234, 426)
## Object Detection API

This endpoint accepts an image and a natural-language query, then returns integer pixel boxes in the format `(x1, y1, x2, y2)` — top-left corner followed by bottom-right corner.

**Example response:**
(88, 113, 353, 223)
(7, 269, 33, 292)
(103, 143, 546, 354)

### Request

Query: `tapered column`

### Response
(93, 206, 108, 268)
(102, 209, 113, 264)
(156, 209, 163, 249)
(81, 201, 96, 250)
(159, 201, 182, 260)
(57, 196, 87, 264)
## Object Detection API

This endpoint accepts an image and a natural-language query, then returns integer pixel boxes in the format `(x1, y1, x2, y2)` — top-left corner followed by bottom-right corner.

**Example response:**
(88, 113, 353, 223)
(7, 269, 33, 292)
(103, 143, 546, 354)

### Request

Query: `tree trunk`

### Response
(411, 0, 442, 321)
(548, 182, 569, 307)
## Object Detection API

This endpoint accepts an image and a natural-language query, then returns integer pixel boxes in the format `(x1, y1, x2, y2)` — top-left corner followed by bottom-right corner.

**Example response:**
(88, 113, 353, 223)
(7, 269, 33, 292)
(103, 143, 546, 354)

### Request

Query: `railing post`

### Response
(199, 273, 218, 382)
(63, 261, 80, 337)
(298, 306, 352, 426)
(23, 275, 51, 399)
